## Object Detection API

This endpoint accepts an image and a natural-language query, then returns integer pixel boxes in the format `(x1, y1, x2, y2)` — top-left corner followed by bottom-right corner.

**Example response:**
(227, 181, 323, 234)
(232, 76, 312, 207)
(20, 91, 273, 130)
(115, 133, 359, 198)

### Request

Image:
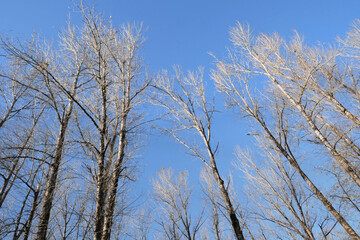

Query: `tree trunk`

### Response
(93, 85, 109, 240)
(36, 98, 74, 240)
(24, 185, 40, 240)
(102, 116, 127, 240)
(204, 139, 245, 240)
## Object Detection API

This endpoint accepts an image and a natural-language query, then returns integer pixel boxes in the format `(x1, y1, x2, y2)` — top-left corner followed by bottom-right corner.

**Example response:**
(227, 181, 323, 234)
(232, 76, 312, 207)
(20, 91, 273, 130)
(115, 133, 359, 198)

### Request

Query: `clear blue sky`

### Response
(1, 0, 359, 70)
(1, 0, 360, 202)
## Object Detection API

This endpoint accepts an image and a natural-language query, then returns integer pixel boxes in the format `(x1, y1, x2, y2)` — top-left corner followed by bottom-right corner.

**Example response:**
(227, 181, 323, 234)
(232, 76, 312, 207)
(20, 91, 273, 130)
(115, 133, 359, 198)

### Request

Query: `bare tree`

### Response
(153, 68, 245, 240)
(123, 207, 153, 240)
(0, 38, 43, 212)
(64, 5, 149, 240)
(0, 3, 149, 239)
(152, 168, 203, 240)
(49, 169, 94, 240)
(0, 96, 52, 240)
(236, 145, 321, 239)
(0, 15, 89, 238)
(212, 22, 360, 238)
(0, 50, 36, 129)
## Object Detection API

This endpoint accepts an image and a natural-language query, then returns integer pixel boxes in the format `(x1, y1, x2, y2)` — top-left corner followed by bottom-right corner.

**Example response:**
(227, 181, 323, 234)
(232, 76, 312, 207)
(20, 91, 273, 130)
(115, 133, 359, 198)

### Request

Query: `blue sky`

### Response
(2, 0, 360, 71)
(1, 0, 360, 202)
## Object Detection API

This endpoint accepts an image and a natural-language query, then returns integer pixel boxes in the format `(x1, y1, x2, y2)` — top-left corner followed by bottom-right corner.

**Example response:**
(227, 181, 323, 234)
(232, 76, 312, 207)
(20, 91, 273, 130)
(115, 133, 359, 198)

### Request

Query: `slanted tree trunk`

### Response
(23, 185, 40, 240)
(36, 95, 75, 240)
(207, 145, 244, 240)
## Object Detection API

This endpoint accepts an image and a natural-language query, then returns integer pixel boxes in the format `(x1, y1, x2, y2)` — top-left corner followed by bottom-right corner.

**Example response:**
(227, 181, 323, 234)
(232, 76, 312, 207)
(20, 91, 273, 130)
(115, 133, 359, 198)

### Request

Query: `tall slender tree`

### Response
(153, 68, 246, 240)
(70, 5, 149, 239)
